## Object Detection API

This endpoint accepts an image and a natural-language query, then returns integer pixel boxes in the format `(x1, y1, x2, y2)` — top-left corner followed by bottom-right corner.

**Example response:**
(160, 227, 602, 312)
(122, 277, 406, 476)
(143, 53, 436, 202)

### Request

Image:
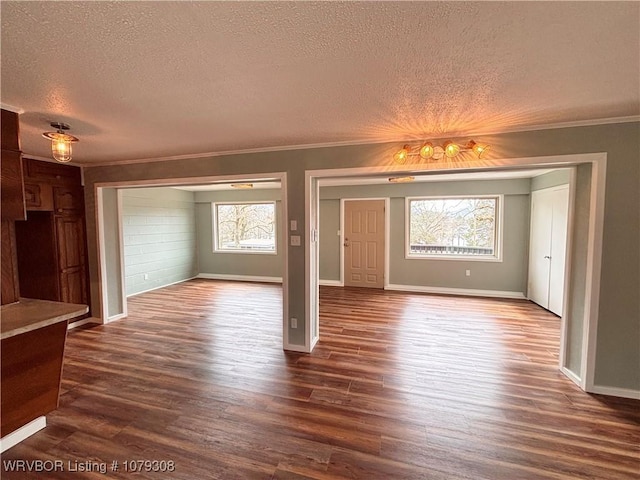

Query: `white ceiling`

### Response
(2, 2, 638, 165)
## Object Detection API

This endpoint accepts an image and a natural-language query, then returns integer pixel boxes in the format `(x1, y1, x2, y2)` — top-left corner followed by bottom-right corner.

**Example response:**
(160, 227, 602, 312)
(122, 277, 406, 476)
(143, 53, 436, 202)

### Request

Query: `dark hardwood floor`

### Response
(2, 279, 639, 479)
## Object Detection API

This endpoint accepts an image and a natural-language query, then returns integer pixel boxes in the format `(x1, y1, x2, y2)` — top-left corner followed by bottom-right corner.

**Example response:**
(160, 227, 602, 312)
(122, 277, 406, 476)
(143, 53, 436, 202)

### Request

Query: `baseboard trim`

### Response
(197, 273, 283, 284)
(560, 366, 583, 388)
(67, 317, 99, 330)
(105, 313, 127, 324)
(319, 279, 343, 287)
(589, 384, 640, 400)
(127, 276, 199, 298)
(283, 342, 311, 353)
(385, 284, 526, 299)
(0, 416, 46, 453)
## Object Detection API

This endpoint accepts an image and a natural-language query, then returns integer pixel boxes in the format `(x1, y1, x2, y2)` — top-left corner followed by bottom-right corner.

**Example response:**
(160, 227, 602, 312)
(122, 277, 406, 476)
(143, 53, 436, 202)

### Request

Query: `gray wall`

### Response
(122, 187, 197, 296)
(320, 179, 530, 294)
(531, 169, 571, 191)
(84, 121, 640, 391)
(195, 189, 283, 278)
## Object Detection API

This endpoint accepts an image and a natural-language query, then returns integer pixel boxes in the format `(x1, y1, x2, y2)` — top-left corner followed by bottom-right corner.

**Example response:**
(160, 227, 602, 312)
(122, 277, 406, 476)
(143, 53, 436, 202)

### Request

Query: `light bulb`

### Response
(42, 125, 78, 163)
(419, 142, 434, 160)
(393, 145, 411, 164)
(468, 140, 490, 158)
(52, 138, 72, 162)
(443, 141, 460, 158)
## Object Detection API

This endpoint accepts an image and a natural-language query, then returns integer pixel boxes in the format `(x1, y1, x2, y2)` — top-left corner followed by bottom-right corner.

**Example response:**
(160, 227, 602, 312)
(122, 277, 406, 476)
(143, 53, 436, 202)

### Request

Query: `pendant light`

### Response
(42, 122, 79, 163)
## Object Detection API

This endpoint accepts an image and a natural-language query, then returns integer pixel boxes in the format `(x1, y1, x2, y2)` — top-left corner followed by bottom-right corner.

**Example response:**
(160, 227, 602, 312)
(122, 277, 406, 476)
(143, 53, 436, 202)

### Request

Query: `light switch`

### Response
(290, 220, 297, 231)
(290, 235, 301, 246)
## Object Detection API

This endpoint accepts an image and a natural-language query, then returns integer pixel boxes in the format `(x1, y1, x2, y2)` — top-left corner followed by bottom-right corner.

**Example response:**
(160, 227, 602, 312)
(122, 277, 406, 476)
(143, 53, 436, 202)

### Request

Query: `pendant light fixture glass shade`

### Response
(419, 142, 434, 160)
(443, 141, 461, 158)
(393, 145, 411, 164)
(42, 122, 78, 163)
(468, 140, 490, 158)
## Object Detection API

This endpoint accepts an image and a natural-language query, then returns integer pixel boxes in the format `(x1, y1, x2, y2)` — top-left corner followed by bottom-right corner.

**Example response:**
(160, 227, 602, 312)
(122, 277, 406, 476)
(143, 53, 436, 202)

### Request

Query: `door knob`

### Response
(544, 255, 551, 259)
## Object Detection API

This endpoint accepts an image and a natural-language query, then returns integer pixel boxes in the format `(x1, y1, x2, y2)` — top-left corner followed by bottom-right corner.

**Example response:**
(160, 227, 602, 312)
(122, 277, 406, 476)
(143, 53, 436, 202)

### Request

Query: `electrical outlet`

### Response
(465, 270, 471, 277)
(290, 318, 298, 328)
(144, 273, 149, 280)
(290, 235, 301, 246)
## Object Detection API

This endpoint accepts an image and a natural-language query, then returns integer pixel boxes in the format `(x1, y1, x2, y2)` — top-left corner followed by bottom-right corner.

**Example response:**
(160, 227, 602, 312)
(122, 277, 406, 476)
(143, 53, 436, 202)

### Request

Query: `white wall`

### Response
(122, 187, 197, 296)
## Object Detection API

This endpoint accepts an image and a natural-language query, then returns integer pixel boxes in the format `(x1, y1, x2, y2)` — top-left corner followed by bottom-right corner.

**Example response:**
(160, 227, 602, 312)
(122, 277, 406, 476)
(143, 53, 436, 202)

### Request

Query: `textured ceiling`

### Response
(1, 1, 639, 164)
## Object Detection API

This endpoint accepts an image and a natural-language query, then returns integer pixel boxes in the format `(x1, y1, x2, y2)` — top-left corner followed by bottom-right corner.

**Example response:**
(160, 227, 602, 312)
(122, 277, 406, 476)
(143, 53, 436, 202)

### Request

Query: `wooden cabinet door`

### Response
(1, 150, 26, 221)
(53, 186, 84, 216)
(55, 216, 87, 304)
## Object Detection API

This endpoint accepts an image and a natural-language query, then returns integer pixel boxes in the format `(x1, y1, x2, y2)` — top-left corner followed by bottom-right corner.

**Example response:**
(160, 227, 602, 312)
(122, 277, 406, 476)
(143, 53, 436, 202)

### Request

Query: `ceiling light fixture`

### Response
(42, 122, 78, 163)
(230, 183, 254, 189)
(393, 139, 490, 163)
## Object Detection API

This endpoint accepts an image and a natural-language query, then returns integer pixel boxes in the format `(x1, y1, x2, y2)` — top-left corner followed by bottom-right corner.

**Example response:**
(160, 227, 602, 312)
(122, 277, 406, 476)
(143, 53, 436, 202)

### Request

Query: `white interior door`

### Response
(529, 190, 553, 308)
(344, 199, 385, 288)
(528, 186, 569, 315)
(548, 187, 569, 315)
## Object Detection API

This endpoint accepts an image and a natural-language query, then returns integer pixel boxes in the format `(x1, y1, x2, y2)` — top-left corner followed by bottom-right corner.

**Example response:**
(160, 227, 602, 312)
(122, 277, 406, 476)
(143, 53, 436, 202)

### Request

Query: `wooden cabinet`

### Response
(53, 186, 84, 216)
(55, 216, 87, 304)
(1, 150, 26, 222)
(24, 182, 54, 211)
(1, 109, 24, 305)
(23, 157, 81, 185)
(15, 158, 90, 311)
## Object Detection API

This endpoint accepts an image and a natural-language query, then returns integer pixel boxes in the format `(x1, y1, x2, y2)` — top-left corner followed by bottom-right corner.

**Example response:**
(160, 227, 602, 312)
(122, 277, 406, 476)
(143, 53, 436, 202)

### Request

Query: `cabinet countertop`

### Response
(0, 298, 88, 340)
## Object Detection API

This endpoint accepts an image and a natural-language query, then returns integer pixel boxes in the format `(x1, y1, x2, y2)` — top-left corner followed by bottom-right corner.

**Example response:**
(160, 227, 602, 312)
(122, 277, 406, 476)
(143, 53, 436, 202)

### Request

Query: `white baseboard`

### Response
(67, 317, 99, 330)
(561, 366, 583, 388)
(127, 275, 198, 298)
(197, 273, 283, 284)
(310, 335, 320, 351)
(319, 279, 343, 287)
(0, 416, 46, 453)
(385, 284, 526, 300)
(105, 313, 127, 324)
(589, 384, 640, 400)
(283, 342, 311, 353)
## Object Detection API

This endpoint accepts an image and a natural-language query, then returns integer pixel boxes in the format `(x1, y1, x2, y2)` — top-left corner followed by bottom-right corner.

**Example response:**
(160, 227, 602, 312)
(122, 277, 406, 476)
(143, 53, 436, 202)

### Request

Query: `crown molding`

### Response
(0, 103, 24, 114)
(44, 114, 640, 168)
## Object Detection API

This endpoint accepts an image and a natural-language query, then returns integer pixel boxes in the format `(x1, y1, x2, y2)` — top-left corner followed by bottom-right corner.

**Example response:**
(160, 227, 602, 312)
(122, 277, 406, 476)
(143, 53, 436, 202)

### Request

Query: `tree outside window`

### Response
(408, 197, 498, 258)
(214, 202, 276, 253)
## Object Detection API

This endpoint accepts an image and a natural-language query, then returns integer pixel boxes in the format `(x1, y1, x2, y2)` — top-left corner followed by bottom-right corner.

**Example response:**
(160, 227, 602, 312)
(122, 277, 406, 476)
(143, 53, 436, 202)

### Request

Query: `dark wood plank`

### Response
(1, 321, 68, 436)
(2, 280, 638, 479)
(1, 219, 20, 304)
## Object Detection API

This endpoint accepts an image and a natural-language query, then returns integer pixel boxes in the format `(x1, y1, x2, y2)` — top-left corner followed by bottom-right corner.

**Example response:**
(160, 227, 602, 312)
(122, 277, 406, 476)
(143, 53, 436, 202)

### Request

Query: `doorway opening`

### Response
(95, 172, 292, 349)
(308, 153, 606, 394)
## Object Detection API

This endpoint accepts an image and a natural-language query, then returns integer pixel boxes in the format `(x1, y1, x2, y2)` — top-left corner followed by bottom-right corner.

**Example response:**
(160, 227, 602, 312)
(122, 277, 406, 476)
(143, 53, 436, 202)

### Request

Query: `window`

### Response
(406, 196, 501, 260)
(213, 202, 276, 253)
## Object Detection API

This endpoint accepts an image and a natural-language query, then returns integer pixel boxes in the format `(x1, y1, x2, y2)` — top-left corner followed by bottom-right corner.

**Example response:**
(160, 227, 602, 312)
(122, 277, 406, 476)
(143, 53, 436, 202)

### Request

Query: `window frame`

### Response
(212, 201, 278, 255)
(405, 194, 503, 262)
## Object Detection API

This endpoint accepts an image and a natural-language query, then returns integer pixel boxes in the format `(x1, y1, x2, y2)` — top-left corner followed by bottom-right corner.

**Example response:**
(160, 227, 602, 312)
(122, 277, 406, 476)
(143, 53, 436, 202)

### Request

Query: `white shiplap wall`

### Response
(122, 187, 197, 296)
